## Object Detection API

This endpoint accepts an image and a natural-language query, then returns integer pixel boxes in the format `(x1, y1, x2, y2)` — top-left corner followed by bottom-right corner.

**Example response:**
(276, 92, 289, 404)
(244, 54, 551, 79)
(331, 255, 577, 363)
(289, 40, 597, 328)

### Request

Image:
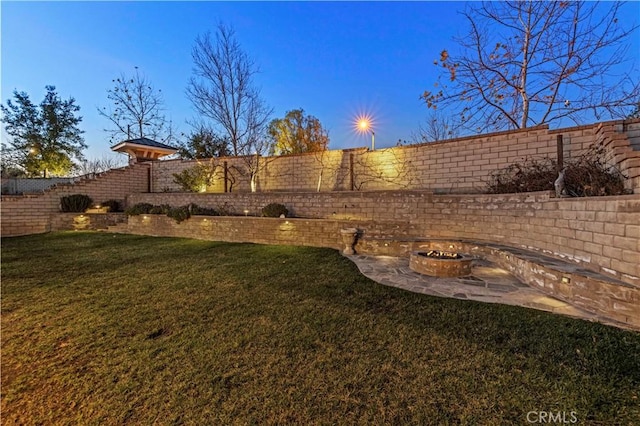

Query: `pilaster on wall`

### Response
(595, 120, 640, 194)
(1, 163, 150, 237)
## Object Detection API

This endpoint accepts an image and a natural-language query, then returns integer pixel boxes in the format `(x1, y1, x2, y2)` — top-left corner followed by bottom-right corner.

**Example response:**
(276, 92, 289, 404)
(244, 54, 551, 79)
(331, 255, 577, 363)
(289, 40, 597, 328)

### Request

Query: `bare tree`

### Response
(99, 67, 174, 144)
(422, 1, 640, 133)
(75, 155, 128, 177)
(187, 23, 273, 158)
(353, 148, 418, 191)
(412, 111, 461, 143)
(313, 148, 331, 192)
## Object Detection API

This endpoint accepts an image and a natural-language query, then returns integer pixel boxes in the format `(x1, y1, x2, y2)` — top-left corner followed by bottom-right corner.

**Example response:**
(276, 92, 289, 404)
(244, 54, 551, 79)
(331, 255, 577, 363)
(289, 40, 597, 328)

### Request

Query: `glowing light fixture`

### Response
(355, 114, 375, 150)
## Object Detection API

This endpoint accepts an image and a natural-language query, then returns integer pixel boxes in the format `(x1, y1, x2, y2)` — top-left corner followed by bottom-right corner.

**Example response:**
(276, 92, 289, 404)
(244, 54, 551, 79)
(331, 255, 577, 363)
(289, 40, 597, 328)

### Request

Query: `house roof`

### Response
(111, 138, 178, 161)
(110, 137, 177, 152)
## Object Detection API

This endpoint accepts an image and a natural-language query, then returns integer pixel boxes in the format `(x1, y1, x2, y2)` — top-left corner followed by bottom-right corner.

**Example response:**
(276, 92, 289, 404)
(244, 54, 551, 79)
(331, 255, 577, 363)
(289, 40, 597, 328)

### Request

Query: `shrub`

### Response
(261, 203, 289, 218)
(217, 202, 235, 216)
(149, 204, 172, 215)
(125, 203, 155, 216)
(562, 144, 625, 196)
(487, 158, 557, 194)
(172, 164, 216, 192)
(60, 194, 93, 213)
(189, 203, 219, 216)
(101, 199, 122, 212)
(487, 144, 626, 196)
(167, 206, 191, 223)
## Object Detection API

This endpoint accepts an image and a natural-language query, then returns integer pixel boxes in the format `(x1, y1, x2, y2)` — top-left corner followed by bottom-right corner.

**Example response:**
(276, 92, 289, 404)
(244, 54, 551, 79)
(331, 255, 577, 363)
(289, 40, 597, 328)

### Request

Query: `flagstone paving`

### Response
(346, 254, 634, 330)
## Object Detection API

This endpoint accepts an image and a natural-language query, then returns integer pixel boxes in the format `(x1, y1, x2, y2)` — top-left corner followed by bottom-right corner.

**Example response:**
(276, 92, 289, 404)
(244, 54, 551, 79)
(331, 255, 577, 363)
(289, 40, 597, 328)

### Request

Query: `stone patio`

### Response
(346, 255, 636, 330)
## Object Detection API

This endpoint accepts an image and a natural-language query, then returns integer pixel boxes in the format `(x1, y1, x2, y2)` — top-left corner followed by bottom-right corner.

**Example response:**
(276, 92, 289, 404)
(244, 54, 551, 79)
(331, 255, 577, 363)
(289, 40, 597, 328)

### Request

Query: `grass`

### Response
(2, 232, 639, 425)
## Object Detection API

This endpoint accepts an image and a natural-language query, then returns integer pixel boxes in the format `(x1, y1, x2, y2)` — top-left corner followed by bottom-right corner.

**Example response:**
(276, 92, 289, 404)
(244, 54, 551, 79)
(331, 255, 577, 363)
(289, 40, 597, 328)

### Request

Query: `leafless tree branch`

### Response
(187, 23, 273, 159)
(98, 68, 174, 144)
(422, 1, 640, 132)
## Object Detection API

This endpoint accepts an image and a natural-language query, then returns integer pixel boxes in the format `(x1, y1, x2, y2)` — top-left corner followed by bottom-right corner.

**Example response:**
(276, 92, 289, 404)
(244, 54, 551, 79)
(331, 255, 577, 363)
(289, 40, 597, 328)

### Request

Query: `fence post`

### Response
(556, 135, 564, 171)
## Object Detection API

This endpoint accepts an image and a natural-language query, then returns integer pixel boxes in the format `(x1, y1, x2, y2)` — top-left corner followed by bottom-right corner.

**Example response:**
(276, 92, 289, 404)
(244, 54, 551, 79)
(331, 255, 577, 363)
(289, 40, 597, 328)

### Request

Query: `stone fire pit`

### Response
(409, 250, 473, 277)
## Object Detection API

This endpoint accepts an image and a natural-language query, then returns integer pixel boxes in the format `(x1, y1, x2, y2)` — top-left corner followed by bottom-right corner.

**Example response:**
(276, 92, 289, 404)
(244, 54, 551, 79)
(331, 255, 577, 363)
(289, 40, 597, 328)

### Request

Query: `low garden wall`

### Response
(125, 215, 348, 250)
(0, 164, 150, 237)
(117, 206, 640, 327)
(127, 190, 640, 287)
(50, 213, 127, 232)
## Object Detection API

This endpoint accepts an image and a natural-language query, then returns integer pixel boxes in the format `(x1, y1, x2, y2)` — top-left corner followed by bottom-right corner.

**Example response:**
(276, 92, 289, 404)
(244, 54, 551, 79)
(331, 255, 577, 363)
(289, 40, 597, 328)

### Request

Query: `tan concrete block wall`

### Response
(152, 119, 640, 194)
(128, 190, 639, 286)
(125, 214, 349, 251)
(1, 164, 150, 237)
(593, 121, 640, 194)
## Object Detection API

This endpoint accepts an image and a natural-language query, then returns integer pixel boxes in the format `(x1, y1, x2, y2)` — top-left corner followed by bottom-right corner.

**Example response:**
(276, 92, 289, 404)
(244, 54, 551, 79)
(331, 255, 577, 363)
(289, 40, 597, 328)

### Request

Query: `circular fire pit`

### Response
(409, 250, 473, 277)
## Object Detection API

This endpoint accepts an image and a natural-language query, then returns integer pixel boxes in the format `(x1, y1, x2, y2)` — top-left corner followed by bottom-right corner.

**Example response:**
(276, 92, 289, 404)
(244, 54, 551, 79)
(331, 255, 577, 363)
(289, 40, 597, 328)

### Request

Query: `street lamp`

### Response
(357, 118, 375, 150)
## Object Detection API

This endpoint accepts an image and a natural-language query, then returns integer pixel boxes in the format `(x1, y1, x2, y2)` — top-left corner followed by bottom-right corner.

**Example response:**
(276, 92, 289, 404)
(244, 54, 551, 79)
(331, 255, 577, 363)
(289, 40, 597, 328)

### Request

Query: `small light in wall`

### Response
(244, 209, 249, 216)
(562, 276, 571, 284)
(95, 204, 101, 209)
(449, 244, 455, 249)
(79, 214, 84, 218)
(143, 215, 149, 220)
(285, 220, 290, 225)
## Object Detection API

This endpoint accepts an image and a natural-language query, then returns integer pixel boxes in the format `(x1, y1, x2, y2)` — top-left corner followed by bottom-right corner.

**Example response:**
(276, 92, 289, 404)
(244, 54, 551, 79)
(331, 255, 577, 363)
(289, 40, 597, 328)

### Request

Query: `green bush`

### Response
(125, 203, 155, 216)
(217, 202, 235, 216)
(172, 164, 216, 192)
(261, 203, 289, 218)
(101, 199, 122, 212)
(149, 204, 172, 215)
(167, 206, 191, 223)
(189, 203, 219, 216)
(60, 194, 93, 213)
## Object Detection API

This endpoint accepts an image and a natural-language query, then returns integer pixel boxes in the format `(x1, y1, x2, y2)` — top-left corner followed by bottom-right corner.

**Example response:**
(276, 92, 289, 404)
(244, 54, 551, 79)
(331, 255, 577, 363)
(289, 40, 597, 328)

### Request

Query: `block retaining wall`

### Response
(1, 164, 150, 237)
(127, 190, 640, 287)
(50, 213, 128, 232)
(119, 210, 639, 327)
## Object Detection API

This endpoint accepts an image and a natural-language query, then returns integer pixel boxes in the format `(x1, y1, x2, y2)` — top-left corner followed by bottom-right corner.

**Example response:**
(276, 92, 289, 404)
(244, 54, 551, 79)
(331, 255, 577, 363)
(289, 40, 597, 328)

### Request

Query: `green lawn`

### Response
(2, 232, 639, 425)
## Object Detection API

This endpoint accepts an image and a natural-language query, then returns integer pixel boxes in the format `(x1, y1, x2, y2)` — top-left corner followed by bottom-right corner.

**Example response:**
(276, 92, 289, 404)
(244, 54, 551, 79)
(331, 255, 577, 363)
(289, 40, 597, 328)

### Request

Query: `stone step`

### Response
(355, 236, 639, 328)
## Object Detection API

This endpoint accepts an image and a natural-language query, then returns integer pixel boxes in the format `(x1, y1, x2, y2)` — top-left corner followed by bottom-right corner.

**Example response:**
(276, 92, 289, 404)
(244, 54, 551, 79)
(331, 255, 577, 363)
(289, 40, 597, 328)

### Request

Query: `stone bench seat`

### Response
(355, 236, 639, 328)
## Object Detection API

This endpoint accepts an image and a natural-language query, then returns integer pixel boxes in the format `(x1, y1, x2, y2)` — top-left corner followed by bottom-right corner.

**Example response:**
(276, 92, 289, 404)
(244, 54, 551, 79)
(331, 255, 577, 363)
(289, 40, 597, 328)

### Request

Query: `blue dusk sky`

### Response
(2, 1, 639, 161)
